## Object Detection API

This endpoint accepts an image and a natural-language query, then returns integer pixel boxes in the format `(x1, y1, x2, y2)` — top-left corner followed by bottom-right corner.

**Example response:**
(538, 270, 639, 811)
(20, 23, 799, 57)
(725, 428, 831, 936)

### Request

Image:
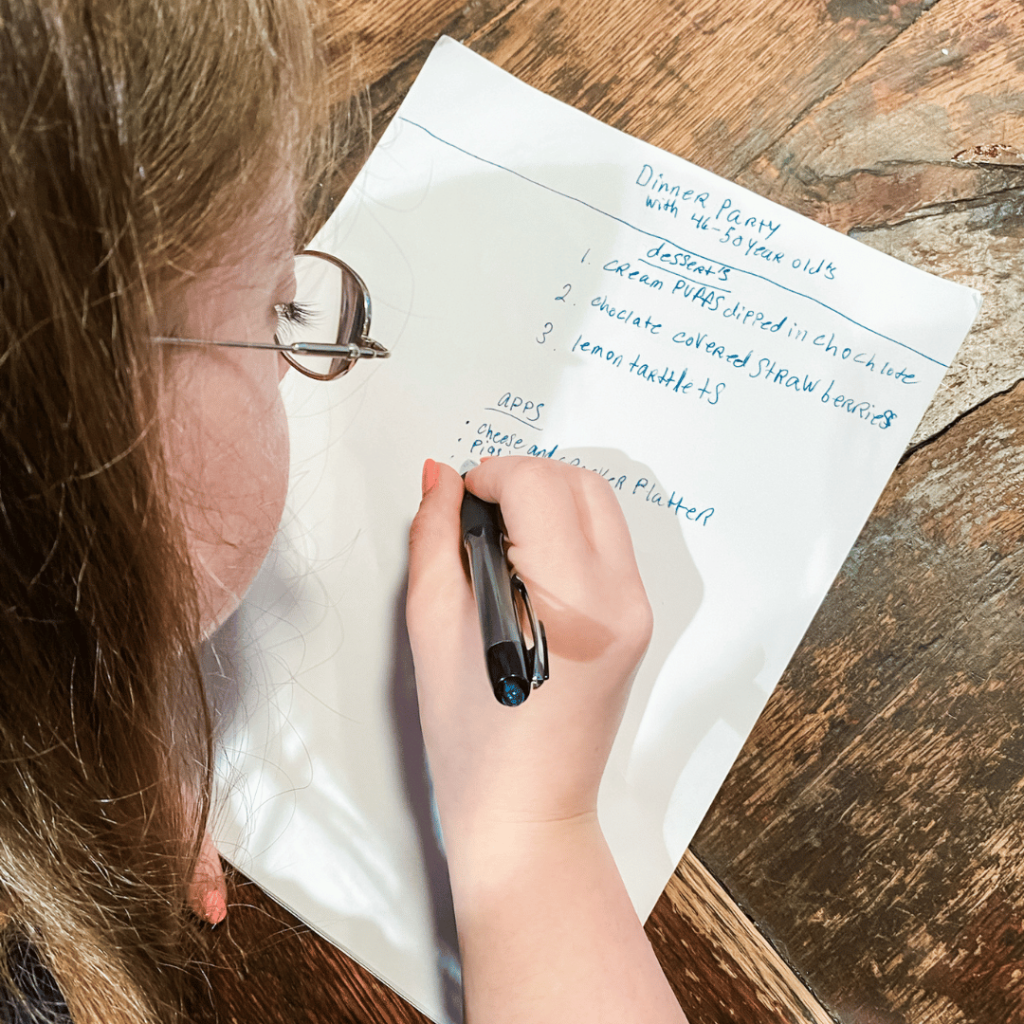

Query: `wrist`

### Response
(443, 812, 605, 908)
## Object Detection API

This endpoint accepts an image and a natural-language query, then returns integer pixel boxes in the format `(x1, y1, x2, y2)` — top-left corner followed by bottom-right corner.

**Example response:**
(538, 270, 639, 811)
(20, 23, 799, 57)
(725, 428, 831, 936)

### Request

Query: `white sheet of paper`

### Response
(207, 37, 980, 1023)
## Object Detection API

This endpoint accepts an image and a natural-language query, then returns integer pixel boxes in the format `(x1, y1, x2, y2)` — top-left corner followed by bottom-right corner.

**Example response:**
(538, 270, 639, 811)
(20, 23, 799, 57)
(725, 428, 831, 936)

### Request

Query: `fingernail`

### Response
(421, 458, 439, 495)
(202, 889, 227, 926)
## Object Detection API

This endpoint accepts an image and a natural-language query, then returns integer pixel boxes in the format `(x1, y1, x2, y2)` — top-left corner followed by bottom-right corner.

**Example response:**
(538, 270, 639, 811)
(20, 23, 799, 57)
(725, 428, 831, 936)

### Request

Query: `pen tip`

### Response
(499, 680, 527, 707)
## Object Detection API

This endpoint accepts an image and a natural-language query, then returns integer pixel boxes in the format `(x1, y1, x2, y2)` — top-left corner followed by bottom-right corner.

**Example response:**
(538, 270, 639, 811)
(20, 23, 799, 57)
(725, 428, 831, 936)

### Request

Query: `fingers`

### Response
(190, 828, 227, 925)
(464, 457, 640, 578)
(408, 456, 650, 672)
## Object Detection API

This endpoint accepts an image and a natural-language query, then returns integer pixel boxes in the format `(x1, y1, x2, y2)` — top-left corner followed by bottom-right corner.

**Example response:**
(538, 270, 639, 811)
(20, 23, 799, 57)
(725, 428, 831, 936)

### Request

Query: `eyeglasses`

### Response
(154, 249, 389, 381)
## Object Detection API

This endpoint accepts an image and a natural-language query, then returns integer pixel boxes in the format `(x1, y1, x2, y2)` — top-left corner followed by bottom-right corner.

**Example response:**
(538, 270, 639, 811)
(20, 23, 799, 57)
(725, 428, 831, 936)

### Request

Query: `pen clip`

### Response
(510, 572, 549, 688)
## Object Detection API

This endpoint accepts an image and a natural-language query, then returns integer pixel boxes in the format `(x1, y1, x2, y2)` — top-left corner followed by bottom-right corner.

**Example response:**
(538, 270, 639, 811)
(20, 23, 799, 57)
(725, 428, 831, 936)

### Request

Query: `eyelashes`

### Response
(276, 300, 315, 328)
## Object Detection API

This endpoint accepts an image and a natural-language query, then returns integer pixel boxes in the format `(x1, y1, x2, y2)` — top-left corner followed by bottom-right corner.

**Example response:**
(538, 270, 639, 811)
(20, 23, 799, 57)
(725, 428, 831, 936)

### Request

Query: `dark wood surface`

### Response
(206, 2, 1024, 1021)
(684, 3, 1024, 1020)
(692, 380, 1024, 1024)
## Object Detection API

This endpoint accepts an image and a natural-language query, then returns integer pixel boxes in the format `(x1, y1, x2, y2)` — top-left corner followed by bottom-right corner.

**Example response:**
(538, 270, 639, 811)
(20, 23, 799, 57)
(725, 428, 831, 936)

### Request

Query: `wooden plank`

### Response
(221, 4, 1024, 1023)
(851, 204, 1024, 445)
(205, 858, 836, 1024)
(462, 0, 938, 181)
(317, 0, 522, 193)
(733, 0, 1024, 443)
(349, 0, 936, 182)
(647, 851, 835, 1024)
(204, 868, 435, 1024)
(691, 379, 1024, 1024)
(738, 0, 1024, 230)
(319, 0, 510, 91)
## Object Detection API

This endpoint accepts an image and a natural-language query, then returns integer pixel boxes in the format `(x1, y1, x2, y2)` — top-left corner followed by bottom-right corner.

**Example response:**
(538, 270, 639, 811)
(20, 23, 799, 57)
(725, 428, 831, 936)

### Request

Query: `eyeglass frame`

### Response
(153, 249, 388, 381)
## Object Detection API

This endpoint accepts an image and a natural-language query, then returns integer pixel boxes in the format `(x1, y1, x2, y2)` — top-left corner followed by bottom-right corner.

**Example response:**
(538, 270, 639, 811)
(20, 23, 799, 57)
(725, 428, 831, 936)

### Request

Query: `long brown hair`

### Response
(0, 1, 340, 1020)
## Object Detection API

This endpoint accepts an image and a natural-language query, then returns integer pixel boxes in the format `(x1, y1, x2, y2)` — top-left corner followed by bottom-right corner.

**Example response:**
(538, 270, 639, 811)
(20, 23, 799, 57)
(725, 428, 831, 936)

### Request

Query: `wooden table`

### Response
(202, 3, 1024, 1021)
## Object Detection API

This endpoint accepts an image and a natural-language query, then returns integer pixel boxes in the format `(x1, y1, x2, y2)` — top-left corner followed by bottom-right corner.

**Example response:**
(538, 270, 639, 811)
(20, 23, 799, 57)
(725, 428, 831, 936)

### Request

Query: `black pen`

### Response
(460, 485, 549, 707)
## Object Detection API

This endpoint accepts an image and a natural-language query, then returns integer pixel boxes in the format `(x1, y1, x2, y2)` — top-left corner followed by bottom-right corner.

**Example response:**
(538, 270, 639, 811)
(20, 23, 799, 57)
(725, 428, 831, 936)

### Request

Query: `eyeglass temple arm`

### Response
(153, 336, 390, 359)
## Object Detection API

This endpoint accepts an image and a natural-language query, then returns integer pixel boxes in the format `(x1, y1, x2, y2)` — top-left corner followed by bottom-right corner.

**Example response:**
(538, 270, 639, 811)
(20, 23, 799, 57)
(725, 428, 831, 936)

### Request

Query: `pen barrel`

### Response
(463, 527, 521, 645)
(461, 493, 531, 707)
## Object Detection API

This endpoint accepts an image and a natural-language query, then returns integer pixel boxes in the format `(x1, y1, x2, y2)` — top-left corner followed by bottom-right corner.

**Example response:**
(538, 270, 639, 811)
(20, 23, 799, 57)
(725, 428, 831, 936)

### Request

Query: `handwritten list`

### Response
(207, 38, 980, 1024)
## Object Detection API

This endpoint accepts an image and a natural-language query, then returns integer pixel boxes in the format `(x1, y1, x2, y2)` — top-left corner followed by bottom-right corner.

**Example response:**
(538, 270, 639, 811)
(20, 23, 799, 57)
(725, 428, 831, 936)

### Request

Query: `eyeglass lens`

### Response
(276, 251, 370, 379)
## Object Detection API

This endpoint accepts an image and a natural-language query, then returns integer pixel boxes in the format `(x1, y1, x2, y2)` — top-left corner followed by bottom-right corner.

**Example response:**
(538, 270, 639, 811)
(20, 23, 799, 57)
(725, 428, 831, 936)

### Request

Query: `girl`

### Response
(0, 1, 687, 1022)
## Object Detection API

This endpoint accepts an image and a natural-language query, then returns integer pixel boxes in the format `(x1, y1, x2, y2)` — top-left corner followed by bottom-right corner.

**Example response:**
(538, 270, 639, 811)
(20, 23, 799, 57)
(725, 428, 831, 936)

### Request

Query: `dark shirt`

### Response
(0, 941, 70, 1024)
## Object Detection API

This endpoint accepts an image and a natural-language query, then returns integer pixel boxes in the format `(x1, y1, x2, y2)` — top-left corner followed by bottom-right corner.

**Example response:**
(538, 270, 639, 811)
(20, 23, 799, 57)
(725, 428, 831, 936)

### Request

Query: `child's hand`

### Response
(406, 457, 652, 856)
(408, 459, 686, 1024)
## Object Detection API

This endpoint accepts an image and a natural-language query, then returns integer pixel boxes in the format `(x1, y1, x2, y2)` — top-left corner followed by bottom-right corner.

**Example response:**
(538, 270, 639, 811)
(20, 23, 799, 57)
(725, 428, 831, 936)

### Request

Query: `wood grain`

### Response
(737, 0, 1024, 231)
(691, 378, 1024, 1023)
(203, 868, 434, 1024)
(359, 0, 938, 182)
(731, 0, 1024, 442)
(852, 205, 1024, 445)
(203, 856, 837, 1024)
(209, 2, 1024, 1023)
(648, 851, 835, 1024)
(321, 0, 512, 90)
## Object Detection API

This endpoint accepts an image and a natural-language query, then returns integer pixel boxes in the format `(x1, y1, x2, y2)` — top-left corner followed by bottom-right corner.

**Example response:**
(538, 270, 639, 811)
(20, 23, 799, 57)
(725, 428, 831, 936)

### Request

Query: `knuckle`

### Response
(505, 455, 558, 488)
(581, 471, 616, 503)
(618, 582, 654, 649)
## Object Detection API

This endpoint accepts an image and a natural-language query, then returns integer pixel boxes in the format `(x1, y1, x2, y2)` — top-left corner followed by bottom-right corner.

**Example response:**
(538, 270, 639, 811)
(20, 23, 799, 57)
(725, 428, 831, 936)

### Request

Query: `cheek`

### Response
(162, 353, 291, 632)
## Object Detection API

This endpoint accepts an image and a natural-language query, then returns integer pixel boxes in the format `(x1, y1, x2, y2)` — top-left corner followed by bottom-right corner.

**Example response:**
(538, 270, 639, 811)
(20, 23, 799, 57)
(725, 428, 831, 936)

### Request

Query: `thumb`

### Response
(407, 459, 467, 621)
